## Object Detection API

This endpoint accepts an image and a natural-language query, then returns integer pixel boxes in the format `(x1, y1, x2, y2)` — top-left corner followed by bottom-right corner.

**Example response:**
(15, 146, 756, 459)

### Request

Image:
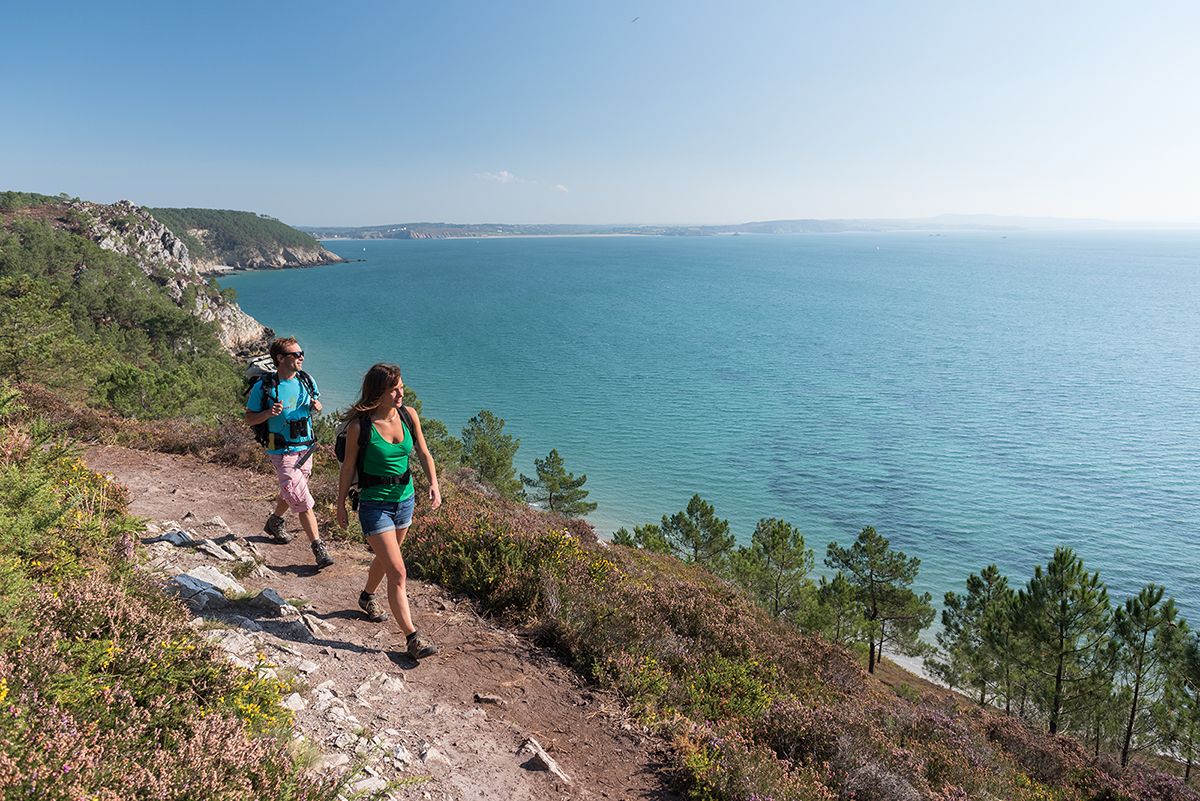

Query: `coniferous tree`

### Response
(0, 276, 95, 389)
(1159, 634, 1200, 784)
(461, 409, 522, 500)
(825, 526, 934, 673)
(660, 494, 734, 570)
(1015, 547, 1112, 735)
(932, 565, 1012, 705)
(612, 523, 671, 554)
(729, 518, 814, 619)
(816, 572, 866, 646)
(1072, 637, 1122, 756)
(1114, 583, 1183, 766)
(877, 587, 936, 665)
(520, 448, 597, 517)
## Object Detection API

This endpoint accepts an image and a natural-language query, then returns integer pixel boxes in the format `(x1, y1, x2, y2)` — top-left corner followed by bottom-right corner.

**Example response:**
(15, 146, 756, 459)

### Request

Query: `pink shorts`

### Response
(269, 452, 315, 513)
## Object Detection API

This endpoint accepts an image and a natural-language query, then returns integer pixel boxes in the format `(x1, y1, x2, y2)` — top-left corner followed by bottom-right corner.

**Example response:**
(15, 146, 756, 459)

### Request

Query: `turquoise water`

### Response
(221, 233, 1200, 619)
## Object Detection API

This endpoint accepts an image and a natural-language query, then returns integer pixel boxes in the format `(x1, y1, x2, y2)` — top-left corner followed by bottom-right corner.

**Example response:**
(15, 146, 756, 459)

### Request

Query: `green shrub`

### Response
(0, 389, 335, 799)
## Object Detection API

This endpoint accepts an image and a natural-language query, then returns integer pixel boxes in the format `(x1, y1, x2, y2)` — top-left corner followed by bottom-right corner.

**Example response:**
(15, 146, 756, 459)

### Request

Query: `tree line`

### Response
(608, 490, 1200, 780)
(430, 401, 1199, 783)
(931, 550, 1198, 775)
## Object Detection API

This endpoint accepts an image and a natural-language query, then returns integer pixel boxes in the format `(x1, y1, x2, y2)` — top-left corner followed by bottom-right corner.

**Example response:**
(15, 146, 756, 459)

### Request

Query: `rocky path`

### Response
(85, 445, 680, 801)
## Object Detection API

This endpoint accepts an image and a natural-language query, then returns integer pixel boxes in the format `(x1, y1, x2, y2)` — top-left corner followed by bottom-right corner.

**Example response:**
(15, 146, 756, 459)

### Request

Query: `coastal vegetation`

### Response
(520, 448, 598, 517)
(0, 198, 242, 419)
(152, 205, 343, 270)
(0, 387, 336, 798)
(150, 207, 329, 268)
(1, 192, 1196, 799)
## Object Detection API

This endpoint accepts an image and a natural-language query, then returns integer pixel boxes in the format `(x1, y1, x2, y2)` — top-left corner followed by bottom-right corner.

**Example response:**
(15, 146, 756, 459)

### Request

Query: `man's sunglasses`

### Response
(281, 351, 304, 358)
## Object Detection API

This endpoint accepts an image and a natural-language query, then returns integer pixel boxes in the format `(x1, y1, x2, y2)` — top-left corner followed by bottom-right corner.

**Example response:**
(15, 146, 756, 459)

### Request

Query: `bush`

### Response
(0, 389, 334, 800)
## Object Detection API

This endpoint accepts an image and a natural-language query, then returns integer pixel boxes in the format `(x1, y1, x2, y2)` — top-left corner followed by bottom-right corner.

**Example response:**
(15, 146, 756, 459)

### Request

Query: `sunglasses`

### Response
(281, 351, 304, 358)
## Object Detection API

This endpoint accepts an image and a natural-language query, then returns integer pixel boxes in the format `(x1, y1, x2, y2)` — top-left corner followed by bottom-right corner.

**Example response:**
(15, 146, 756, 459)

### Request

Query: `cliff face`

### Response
(185, 235, 344, 273)
(68, 199, 271, 355)
(148, 207, 347, 273)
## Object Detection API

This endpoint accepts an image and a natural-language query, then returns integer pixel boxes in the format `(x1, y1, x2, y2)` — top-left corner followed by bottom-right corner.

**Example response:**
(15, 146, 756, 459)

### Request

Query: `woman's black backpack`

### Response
(334, 407, 414, 508)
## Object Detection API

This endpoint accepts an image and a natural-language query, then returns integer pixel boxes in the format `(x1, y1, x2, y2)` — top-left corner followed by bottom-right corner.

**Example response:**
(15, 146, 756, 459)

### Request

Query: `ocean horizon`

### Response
(220, 231, 1200, 622)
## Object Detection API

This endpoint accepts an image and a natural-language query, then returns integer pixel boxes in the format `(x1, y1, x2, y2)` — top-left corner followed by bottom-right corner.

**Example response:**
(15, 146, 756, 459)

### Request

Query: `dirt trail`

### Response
(85, 445, 680, 801)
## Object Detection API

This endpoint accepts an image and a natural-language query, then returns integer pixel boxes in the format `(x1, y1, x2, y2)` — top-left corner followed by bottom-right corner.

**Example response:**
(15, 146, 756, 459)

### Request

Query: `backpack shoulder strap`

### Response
(297, 370, 316, 398)
(356, 413, 373, 448)
(260, 372, 280, 403)
(399, 405, 414, 438)
(354, 413, 373, 473)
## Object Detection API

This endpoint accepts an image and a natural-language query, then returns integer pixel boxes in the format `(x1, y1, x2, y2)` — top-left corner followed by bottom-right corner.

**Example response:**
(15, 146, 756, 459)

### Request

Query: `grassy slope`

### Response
(0, 197, 339, 798)
(396, 479, 1198, 801)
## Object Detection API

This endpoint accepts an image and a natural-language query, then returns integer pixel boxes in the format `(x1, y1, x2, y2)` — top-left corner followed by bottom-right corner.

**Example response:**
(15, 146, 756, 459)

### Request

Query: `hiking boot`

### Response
(311, 540, 334, 569)
(406, 631, 438, 660)
(263, 514, 292, 543)
(358, 591, 387, 622)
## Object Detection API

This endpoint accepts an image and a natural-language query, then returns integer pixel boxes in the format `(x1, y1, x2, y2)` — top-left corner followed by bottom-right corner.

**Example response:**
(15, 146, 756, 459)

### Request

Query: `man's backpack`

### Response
(244, 355, 317, 448)
(334, 406, 415, 509)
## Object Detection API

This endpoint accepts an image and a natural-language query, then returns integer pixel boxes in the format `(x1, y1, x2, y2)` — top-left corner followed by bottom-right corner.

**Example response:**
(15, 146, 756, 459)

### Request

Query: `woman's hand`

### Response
(335, 503, 348, 528)
(428, 483, 442, 510)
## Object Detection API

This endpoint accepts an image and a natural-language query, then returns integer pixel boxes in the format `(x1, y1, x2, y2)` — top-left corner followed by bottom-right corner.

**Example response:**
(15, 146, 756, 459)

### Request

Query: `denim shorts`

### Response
(358, 497, 416, 536)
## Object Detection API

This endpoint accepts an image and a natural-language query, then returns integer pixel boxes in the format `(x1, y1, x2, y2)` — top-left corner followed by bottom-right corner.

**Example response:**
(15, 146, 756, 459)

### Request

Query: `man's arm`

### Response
(244, 382, 282, 424)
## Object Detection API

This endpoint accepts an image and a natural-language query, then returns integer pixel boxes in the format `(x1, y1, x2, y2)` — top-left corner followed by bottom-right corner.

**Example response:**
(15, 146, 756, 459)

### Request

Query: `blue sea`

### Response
(220, 233, 1200, 620)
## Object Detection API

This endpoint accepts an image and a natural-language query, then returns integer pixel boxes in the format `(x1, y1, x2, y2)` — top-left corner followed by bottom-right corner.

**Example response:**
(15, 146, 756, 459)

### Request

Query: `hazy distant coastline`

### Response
(299, 214, 1185, 241)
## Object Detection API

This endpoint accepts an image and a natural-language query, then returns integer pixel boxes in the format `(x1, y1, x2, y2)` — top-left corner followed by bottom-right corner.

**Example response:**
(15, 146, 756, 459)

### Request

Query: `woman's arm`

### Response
(408, 409, 441, 510)
(335, 418, 361, 526)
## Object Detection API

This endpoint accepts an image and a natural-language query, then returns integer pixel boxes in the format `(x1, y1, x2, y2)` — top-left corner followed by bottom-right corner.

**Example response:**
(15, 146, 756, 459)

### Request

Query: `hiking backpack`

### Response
(334, 406, 415, 509)
(243, 355, 317, 448)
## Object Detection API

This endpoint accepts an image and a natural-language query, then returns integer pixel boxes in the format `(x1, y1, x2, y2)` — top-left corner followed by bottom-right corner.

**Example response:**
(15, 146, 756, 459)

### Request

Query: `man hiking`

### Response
(244, 336, 334, 569)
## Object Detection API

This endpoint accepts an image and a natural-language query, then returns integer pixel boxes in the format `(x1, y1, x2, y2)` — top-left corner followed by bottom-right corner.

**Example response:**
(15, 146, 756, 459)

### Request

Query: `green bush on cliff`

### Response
(0, 191, 63, 211)
(0, 216, 240, 419)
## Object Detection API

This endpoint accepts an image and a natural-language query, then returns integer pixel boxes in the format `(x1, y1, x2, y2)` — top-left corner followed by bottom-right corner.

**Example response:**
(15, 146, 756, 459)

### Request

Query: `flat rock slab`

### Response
(183, 565, 246, 595)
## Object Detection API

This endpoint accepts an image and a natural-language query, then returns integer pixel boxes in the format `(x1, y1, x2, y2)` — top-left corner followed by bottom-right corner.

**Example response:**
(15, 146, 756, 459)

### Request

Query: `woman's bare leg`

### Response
(364, 527, 416, 635)
(364, 525, 409, 593)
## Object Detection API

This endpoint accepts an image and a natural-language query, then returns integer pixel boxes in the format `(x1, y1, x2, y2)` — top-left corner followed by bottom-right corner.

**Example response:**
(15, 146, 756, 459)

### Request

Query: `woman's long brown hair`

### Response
(345, 363, 402, 418)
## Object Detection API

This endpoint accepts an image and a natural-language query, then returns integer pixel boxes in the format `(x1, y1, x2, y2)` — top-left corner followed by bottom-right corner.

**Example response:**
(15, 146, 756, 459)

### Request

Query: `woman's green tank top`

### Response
(359, 418, 414, 503)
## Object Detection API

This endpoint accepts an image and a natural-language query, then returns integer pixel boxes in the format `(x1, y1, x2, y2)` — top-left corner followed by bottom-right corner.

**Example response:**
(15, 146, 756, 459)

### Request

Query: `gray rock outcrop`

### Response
(66, 199, 270, 355)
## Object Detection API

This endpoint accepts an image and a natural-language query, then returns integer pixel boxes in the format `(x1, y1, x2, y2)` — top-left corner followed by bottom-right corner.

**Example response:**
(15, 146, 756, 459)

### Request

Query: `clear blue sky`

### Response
(4, 1, 1198, 226)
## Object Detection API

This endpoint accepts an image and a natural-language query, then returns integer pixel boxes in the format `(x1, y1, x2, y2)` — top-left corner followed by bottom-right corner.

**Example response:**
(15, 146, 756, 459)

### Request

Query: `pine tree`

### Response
(729, 517, 813, 619)
(660, 494, 734, 570)
(612, 523, 671, 554)
(1159, 634, 1200, 783)
(816, 572, 865, 645)
(461, 409, 521, 500)
(521, 448, 597, 517)
(1015, 547, 1112, 735)
(932, 564, 1012, 705)
(825, 526, 933, 673)
(1114, 583, 1182, 766)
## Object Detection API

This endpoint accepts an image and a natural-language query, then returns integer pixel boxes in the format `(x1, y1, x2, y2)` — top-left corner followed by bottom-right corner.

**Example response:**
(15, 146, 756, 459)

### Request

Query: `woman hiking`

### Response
(336, 363, 441, 660)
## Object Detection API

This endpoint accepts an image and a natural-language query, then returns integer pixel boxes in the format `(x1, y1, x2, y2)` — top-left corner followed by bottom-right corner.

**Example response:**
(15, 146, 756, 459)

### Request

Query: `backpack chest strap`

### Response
(359, 469, 411, 488)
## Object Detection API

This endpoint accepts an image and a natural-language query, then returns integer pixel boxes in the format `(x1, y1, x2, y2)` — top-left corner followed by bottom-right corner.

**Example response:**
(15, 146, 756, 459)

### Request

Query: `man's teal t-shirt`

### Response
(246, 375, 320, 454)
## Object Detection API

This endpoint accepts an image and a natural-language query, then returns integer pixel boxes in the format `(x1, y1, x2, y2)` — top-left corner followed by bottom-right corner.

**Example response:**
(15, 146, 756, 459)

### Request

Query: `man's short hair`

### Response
(269, 336, 301, 365)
